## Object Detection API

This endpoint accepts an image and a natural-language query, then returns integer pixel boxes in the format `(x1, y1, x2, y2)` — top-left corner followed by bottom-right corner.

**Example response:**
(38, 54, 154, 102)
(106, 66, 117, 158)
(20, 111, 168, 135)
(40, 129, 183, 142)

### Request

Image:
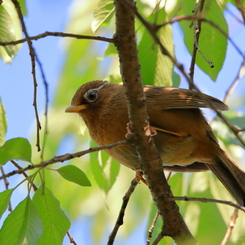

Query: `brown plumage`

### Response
(66, 80, 245, 206)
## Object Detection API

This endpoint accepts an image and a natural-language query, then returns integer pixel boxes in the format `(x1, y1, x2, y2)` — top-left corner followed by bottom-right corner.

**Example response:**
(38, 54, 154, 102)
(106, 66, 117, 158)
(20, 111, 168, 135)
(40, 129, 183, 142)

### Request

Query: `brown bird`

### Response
(66, 80, 245, 206)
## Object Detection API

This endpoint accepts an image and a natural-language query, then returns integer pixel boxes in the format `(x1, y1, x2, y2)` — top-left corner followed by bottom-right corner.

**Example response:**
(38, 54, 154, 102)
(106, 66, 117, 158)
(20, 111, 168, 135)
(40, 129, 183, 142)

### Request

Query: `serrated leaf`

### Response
(0, 197, 43, 245)
(138, 8, 174, 86)
(57, 165, 91, 186)
(32, 187, 70, 245)
(0, 5, 16, 57)
(0, 189, 14, 219)
(92, 0, 114, 33)
(0, 100, 7, 146)
(0, 137, 32, 165)
(180, 0, 228, 81)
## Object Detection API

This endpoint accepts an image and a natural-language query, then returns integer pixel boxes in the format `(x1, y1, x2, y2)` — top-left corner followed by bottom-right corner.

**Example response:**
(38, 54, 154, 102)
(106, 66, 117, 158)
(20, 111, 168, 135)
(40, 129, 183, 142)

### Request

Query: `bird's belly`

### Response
(104, 145, 141, 170)
(154, 133, 197, 167)
(104, 134, 198, 171)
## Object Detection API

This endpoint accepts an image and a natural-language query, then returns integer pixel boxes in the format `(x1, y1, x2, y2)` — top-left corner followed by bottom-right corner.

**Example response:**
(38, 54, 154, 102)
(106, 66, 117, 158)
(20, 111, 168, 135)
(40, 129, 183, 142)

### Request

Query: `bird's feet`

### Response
(125, 122, 157, 139)
(135, 171, 148, 185)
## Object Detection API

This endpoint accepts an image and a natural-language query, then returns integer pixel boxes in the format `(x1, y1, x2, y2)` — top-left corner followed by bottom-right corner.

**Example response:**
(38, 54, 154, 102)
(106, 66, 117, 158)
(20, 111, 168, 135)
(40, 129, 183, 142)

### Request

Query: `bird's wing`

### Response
(144, 86, 228, 111)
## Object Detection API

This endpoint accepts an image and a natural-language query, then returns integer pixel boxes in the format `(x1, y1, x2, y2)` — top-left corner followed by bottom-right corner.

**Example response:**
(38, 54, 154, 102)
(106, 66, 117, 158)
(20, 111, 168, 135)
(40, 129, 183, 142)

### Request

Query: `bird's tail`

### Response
(208, 150, 245, 206)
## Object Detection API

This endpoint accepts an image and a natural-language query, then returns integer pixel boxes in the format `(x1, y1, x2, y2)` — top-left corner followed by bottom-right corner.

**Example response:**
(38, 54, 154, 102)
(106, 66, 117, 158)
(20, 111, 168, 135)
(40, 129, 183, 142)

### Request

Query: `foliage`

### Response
(0, 0, 245, 244)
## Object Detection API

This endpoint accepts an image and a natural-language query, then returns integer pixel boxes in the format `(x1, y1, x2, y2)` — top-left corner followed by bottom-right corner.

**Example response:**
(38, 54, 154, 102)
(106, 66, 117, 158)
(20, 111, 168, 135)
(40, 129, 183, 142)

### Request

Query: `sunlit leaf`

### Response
(0, 0, 22, 63)
(0, 196, 43, 245)
(57, 165, 91, 186)
(185, 172, 227, 243)
(138, 8, 174, 86)
(180, 0, 228, 81)
(0, 5, 16, 57)
(92, 0, 114, 33)
(0, 189, 14, 219)
(32, 187, 70, 245)
(0, 138, 32, 165)
(0, 100, 7, 146)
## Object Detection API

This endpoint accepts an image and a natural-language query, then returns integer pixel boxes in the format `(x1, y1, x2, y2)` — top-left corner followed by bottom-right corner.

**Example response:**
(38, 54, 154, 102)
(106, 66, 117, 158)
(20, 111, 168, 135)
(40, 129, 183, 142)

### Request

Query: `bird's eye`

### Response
(84, 89, 98, 102)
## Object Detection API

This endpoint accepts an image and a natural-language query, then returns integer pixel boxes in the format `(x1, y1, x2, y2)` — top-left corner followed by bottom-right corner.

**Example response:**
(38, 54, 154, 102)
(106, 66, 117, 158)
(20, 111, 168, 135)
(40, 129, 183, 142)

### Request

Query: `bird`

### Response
(65, 80, 245, 206)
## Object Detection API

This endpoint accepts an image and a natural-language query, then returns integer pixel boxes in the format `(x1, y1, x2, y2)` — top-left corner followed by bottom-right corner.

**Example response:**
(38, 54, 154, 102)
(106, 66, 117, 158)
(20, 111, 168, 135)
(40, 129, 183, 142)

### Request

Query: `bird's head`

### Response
(65, 80, 109, 114)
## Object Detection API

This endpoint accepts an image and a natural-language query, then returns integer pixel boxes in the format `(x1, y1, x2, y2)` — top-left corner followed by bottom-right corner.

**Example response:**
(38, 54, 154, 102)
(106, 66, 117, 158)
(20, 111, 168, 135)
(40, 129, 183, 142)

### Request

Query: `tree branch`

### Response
(221, 208, 239, 245)
(0, 32, 114, 46)
(113, 0, 196, 244)
(11, 0, 41, 151)
(0, 140, 128, 180)
(107, 178, 139, 245)
(167, 196, 245, 212)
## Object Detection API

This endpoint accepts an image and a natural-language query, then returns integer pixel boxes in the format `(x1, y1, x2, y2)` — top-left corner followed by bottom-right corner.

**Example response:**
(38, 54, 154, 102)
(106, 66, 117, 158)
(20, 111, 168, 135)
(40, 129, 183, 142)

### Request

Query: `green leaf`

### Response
(138, 8, 174, 86)
(109, 157, 120, 189)
(0, 189, 14, 219)
(32, 187, 70, 245)
(0, 100, 7, 146)
(104, 43, 117, 57)
(180, 0, 228, 81)
(185, 172, 227, 243)
(225, 111, 245, 129)
(92, 0, 114, 33)
(0, 196, 43, 245)
(0, 137, 32, 165)
(19, 0, 27, 16)
(57, 165, 91, 186)
(0, 0, 22, 63)
(172, 71, 181, 88)
(0, 5, 16, 57)
(90, 140, 109, 192)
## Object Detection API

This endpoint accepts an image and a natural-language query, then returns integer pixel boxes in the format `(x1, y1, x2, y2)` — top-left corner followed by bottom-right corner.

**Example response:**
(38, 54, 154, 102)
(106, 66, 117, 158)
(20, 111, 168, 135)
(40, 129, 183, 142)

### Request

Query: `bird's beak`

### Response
(65, 105, 87, 113)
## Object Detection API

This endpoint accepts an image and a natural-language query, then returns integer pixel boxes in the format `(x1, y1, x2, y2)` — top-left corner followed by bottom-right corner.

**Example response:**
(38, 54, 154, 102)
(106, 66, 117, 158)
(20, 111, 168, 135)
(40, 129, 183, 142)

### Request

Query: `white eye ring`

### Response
(83, 82, 109, 103)
(84, 89, 98, 102)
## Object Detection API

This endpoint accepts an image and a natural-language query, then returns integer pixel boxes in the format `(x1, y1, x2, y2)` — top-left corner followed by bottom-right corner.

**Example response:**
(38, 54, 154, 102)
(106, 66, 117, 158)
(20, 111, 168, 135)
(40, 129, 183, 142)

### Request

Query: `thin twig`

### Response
(226, 4, 244, 24)
(147, 212, 159, 245)
(152, 231, 165, 245)
(235, 0, 245, 24)
(10, 160, 38, 191)
(0, 166, 12, 211)
(11, 0, 41, 151)
(0, 140, 128, 180)
(223, 60, 245, 104)
(107, 178, 139, 245)
(220, 208, 239, 245)
(35, 56, 49, 161)
(66, 231, 77, 245)
(0, 32, 114, 46)
(167, 196, 245, 212)
(189, 0, 208, 89)
(160, 15, 245, 59)
(146, 171, 172, 244)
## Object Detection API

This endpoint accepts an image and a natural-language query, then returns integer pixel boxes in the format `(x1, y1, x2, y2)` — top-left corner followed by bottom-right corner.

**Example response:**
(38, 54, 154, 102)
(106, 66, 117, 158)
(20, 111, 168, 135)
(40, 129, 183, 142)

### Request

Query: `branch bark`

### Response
(113, 0, 196, 244)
